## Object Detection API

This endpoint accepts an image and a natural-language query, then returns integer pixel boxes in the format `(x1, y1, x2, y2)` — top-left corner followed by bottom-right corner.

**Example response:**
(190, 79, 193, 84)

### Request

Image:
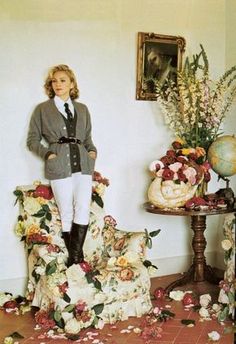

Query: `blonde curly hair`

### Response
(44, 64, 79, 99)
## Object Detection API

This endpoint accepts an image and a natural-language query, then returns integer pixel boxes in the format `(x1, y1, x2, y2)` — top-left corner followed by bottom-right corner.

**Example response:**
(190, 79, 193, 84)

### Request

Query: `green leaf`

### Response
(92, 193, 104, 208)
(94, 279, 102, 291)
(63, 304, 75, 313)
(55, 317, 65, 329)
(150, 229, 161, 237)
(33, 209, 46, 217)
(181, 319, 195, 326)
(8, 331, 24, 339)
(66, 334, 80, 341)
(46, 212, 52, 221)
(63, 293, 71, 303)
(45, 260, 57, 275)
(92, 303, 104, 315)
(53, 310, 62, 322)
(42, 204, 50, 212)
(32, 269, 40, 283)
(143, 260, 152, 267)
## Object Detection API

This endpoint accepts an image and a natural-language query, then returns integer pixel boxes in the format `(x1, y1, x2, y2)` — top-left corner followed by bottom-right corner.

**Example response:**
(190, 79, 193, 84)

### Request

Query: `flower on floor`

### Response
(208, 331, 221, 341)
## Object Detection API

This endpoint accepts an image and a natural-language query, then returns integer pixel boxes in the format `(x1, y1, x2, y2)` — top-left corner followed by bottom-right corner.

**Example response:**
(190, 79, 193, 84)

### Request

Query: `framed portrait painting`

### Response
(136, 32, 186, 100)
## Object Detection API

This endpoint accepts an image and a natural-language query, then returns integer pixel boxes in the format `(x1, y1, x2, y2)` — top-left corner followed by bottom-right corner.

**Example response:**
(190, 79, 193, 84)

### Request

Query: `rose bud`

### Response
(172, 141, 183, 150)
(166, 149, 176, 158)
(153, 287, 166, 300)
(182, 293, 195, 306)
(3, 300, 18, 309)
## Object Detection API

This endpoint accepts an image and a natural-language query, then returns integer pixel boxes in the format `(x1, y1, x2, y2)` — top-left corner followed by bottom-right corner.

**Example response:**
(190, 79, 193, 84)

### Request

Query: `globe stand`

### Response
(216, 176, 235, 208)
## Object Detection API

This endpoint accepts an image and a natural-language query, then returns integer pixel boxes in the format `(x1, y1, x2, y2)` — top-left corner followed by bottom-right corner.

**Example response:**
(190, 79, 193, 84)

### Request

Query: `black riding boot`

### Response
(61, 232, 70, 252)
(68, 223, 88, 266)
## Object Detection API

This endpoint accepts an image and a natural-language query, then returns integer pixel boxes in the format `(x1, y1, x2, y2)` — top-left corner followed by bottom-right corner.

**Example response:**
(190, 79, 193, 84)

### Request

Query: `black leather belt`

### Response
(57, 136, 82, 144)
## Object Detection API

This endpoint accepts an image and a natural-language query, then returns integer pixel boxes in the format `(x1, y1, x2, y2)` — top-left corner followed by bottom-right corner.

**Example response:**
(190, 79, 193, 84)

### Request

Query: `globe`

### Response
(207, 135, 236, 177)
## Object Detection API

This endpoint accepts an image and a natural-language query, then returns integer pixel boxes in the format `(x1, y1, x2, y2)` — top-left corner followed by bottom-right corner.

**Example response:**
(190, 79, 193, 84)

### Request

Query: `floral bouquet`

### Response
(92, 171, 109, 208)
(148, 140, 211, 208)
(152, 44, 236, 152)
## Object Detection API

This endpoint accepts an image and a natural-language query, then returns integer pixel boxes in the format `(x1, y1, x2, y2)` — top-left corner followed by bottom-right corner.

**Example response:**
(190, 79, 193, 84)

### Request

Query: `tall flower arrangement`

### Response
(154, 45, 236, 151)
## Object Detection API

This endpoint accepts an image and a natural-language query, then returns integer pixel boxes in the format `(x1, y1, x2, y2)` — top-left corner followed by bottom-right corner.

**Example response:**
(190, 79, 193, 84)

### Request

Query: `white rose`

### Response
(0, 293, 12, 307)
(66, 264, 87, 286)
(3, 337, 14, 344)
(64, 318, 81, 334)
(221, 239, 232, 251)
(199, 306, 210, 318)
(208, 331, 220, 341)
(199, 294, 211, 308)
(24, 197, 41, 215)
(169, 290, 185, 301)
(107, 257, 117, 268)
(123, 251, 139, 264)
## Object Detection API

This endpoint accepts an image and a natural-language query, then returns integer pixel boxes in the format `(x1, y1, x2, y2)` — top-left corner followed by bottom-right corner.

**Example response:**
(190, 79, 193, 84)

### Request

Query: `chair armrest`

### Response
(103, 227, 147, 261)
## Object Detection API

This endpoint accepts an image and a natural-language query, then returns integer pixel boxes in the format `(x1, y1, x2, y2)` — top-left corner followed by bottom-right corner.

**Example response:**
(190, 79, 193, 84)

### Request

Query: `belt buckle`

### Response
(69, 137, 76, 144)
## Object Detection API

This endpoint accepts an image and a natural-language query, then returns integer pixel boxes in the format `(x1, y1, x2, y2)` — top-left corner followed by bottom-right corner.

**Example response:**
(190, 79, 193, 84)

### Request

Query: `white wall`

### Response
(0, 0, 235, 295)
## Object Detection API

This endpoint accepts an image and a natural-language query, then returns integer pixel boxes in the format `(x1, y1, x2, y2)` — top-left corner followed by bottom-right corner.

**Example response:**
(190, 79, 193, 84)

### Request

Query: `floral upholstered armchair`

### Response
(14, 173, 156, 334)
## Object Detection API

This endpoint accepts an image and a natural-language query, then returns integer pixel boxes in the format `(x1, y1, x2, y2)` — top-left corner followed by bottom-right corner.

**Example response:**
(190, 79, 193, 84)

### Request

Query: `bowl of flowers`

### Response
(148, 140, 211, 208)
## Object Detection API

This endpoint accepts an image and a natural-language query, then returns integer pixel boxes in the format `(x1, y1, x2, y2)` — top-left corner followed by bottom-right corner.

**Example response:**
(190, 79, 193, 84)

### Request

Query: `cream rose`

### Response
(199, 306, 210, 318)
(169, 290, 185, 301)
(221, 239, 232, 251)
(64, 318, 81, 334)
(124, 251, 139, 264)
(24, 197, 41, 215)
(199, 293, 211, 308)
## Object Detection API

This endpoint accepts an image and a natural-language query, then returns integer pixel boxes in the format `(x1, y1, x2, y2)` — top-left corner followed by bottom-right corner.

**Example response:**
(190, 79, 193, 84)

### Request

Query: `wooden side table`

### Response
(144, 202, 236, 293)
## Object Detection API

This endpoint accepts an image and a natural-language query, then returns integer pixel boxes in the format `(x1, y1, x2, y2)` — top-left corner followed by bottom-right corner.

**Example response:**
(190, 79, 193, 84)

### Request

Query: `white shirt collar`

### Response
(54, 96, 74, 116)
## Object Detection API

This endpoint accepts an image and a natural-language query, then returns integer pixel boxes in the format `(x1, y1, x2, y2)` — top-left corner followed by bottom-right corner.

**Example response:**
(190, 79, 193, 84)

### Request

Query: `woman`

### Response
(27, 64, 97, 266)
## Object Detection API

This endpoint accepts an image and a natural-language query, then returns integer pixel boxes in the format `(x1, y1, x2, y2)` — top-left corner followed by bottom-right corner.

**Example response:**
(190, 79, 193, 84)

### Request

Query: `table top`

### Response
(143, 202, 236, 217)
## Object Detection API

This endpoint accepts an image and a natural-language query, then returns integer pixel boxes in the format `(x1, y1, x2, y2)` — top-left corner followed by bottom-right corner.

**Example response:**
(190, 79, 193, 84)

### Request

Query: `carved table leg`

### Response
(165, 215, 220, 293)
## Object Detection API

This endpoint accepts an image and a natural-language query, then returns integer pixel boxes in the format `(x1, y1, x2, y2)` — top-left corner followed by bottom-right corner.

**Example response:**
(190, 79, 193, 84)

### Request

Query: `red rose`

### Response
(166, 149, 176, 158)
(160, 155, 176, 166)
(177, 169, 187, 182)
(34, 185, 53, 200)
(162, 168, 175, 180)
(153, 287, 166, 300)
(182, 293, 195, 306)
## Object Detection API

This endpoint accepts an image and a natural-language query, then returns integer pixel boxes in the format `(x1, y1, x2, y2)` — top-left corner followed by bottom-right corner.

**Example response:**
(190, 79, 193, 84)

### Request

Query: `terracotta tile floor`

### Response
(0, 273, 234, 344)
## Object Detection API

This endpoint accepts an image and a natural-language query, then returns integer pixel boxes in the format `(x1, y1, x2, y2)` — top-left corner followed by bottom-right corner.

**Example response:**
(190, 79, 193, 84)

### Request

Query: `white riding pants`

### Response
(50, 172, 92, 232)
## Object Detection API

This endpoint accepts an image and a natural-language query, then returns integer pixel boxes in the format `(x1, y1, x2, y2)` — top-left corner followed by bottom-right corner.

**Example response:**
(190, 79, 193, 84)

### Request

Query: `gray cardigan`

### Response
(27, 99, 97, 180)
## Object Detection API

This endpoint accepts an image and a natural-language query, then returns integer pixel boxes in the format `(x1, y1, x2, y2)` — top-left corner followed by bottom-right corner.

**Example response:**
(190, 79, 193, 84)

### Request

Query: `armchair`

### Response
(14, 178, 153, 334)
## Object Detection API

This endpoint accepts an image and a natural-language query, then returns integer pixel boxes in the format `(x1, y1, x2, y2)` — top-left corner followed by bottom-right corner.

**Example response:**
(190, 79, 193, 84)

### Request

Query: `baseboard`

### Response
(0, 277, 27, 296)
(150, 251, 221, 278)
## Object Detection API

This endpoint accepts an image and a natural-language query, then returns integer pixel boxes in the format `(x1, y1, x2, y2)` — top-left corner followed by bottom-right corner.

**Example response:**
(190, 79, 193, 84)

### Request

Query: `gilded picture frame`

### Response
(136, 32, 186, 100)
